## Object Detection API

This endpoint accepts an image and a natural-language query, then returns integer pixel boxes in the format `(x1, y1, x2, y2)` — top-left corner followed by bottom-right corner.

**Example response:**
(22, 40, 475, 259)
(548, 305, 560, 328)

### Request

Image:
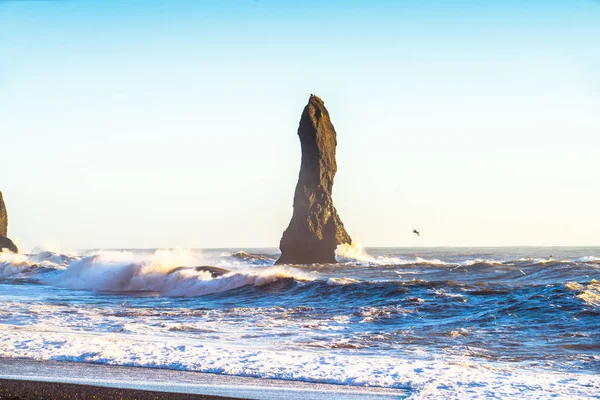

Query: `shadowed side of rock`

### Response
(0, 236, 17, 253)
(0, 191, 18, 253)
(276, 95, 351, 265)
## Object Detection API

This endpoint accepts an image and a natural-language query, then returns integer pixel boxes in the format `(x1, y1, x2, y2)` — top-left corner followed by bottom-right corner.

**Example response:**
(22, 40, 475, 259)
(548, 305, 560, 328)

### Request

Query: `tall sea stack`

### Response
(276, 95, 352, 265)
(0, 191, 18, 253)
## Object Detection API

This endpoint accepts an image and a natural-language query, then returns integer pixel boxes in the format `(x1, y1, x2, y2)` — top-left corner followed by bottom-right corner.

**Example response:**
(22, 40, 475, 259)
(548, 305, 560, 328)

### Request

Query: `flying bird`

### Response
(412, 229, 420, 236)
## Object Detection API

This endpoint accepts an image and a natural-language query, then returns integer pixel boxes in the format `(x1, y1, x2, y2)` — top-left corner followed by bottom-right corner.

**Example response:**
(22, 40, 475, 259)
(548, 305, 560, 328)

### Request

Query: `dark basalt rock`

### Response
(276, 95, 352, 265)
(0, 191, 18, 253)
(0, 191, 7, 238)
(0, 236, 18, 253)
(230, 251, 274, 263)
(169, 266, 230, 278)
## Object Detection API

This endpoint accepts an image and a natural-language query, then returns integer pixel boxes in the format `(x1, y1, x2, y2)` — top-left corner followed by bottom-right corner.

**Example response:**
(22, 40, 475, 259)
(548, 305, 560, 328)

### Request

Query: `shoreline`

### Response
(0, 358, 408, 400)
(0, 378, 239, 400)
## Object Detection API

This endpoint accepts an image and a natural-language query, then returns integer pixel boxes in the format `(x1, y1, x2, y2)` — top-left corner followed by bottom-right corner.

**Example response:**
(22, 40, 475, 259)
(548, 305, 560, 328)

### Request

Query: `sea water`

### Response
(0, 246, 598, 398)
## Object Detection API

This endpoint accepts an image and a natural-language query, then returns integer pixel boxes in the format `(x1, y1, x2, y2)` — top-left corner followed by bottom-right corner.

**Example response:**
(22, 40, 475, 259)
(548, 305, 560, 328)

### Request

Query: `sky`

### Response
(1, 0, 599, 250)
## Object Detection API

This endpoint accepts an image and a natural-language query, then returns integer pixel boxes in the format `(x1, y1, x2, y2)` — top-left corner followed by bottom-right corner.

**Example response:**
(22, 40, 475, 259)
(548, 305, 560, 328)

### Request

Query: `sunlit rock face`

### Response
(276, 95, 351, 265)
(0, 192, 7, 238)
(0, 191, 18, 253)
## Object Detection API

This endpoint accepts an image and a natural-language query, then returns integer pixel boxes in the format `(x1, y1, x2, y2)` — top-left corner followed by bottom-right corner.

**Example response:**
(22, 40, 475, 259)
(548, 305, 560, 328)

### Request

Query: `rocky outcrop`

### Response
(276, 95, 351, 265)
(0, 191, 18, 253)
(0, 192, 7, 238)
(169, 266, 230, 278)
(231, 251, 273, 263)
(0, 237, 18, 253)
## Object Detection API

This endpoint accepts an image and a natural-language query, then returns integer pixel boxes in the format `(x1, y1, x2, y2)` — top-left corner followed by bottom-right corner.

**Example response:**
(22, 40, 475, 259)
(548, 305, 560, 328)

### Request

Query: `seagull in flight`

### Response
(412, 229, 420, 236)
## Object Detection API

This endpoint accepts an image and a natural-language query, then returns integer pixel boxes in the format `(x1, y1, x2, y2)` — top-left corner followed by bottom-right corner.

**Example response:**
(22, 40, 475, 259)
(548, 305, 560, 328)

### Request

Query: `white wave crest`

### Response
(327, 277, 361, 285)
(335, 244, 451, 267)
(47, 249, 313, 297)
(164, 266, 313, 297)
(566, 280, 600, 308)
(0, 251, 36, 279)
(2, 251, 70, 278)
(0, 249, 83, 280)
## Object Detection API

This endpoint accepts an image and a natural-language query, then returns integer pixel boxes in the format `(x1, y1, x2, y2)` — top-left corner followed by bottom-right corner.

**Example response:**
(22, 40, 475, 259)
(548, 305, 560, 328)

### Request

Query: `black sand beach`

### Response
(0, 378, 239, 400)
(0, 359, 406, 400)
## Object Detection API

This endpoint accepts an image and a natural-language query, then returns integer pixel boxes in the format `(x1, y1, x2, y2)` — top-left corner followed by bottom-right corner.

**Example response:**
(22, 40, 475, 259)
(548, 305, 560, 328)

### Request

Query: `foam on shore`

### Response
(0, 326, 598, 398)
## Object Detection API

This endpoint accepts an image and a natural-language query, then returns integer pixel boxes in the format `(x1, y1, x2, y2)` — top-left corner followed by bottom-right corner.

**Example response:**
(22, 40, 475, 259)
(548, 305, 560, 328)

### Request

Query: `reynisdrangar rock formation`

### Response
(0, 192, 7, 238)
(0, 191, 18, 253)
(276, 95, 352, 264)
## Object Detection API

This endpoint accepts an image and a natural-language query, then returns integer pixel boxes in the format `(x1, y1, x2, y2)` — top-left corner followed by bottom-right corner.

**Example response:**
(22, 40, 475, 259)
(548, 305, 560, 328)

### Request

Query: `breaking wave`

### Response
(566, 280, 600, 307)
(1, 248, 599, 298)
(1, 249, 313, 297)
(336, 242, 447, 266)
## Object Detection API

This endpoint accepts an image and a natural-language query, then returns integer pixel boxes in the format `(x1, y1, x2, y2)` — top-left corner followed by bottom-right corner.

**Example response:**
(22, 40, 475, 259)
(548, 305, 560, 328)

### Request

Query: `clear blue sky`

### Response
(1, 0, 599, 250)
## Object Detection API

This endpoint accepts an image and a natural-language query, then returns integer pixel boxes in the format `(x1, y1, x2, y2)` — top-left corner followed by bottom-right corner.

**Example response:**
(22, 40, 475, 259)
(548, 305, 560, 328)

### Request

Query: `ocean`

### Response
(0, 246, 599, 398)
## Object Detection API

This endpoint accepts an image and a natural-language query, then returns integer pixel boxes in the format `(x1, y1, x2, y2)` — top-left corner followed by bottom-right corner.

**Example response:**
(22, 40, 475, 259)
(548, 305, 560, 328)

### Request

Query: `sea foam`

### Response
(45, 249, 313, 296)
(0, 326, 597, 398)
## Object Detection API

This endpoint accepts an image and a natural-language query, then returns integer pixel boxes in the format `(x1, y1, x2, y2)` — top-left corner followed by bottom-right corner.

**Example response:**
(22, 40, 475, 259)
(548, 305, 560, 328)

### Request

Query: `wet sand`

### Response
(0, 359, 408, 400)
(0, 378, 239, 400)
